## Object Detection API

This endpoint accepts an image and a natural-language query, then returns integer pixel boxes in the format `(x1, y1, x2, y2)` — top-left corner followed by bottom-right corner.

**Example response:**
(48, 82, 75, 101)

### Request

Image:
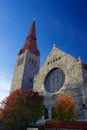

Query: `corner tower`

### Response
(10, 20, 40, 92)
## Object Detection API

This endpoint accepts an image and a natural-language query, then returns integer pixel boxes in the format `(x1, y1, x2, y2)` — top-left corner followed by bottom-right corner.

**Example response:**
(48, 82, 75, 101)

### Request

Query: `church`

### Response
(10, 20, 87, 121)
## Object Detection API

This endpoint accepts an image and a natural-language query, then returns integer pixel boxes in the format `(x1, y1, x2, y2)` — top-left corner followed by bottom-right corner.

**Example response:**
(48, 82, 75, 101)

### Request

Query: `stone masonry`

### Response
(11, 50, 40, 92)
(33, 45, 87, 120)
(10, 20, 87, 122)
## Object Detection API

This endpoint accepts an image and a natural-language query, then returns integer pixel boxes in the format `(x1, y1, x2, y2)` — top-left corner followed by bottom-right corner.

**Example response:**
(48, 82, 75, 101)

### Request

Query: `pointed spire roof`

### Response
(19, 20, 40, 56)
(27, 19, 36, 40)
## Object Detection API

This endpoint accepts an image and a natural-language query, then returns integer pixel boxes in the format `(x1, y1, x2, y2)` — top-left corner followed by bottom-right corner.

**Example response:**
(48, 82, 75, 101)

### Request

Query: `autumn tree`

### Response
(0, 108, 4, 123)
(2, 89, 44, 130)
(51, 94, 78, 121)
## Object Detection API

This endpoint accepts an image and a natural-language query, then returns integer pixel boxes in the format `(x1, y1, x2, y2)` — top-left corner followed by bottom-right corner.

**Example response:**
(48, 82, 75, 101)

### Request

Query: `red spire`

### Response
(19, 20, 40, 56)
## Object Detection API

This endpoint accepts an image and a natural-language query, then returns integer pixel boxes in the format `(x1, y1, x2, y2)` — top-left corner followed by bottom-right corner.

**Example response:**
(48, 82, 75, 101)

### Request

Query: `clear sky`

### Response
(0, 0, 87, 103)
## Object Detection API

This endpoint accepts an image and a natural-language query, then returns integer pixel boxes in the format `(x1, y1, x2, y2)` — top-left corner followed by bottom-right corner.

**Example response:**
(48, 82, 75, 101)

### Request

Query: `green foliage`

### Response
(51, 94, 78, 121)
(2, 89, 44, 130)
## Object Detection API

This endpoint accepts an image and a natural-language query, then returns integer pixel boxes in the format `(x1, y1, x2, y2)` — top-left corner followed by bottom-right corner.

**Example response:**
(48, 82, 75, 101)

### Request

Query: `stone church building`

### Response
(10, 20, 87, 121)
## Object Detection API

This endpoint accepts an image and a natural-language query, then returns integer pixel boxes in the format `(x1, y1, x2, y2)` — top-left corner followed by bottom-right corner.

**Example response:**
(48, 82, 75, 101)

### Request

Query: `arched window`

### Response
(44, 108, 49, 119)
(34, 60, 37, 65)
(32, 59, 34, 64)
(17, 57, 24, 66)
(29, 57, 31, 63)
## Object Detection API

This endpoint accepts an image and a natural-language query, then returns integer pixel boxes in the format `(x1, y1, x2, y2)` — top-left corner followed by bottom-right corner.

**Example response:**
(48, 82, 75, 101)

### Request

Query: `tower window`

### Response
(34, 60, 37, 65)
(29, 58, 37, 65)
(17, 57, 24, 66)
(30, 78, 33, 83)
(32, 59, 34, 64)
(29, 57, 31, 63)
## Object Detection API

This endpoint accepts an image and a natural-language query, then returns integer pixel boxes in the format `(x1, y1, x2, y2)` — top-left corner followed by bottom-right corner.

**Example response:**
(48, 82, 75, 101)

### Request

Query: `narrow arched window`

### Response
(34, 60, 37, 65)
(44, 108, 49, 119)
(32, 59, 34, 64)
(29, 57, 31, 63)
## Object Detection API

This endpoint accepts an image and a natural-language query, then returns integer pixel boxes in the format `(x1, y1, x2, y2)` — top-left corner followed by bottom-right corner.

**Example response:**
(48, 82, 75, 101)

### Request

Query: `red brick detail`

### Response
(18, 20, 40, 56)
(45, 120, 87, 129)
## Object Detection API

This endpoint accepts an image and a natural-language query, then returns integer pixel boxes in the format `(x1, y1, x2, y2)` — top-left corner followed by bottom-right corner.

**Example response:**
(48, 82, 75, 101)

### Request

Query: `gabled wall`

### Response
(33, 45, 85, 120)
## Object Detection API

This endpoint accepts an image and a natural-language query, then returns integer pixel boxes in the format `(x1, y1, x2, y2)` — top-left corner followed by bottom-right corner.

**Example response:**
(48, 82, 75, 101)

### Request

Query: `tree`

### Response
(0, 108, 4, 123)
(51, 94, 78, 121)
(2, 89, 44, 130)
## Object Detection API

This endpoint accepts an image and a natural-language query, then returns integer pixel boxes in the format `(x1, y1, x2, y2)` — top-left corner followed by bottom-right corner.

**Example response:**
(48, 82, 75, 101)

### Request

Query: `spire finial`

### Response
(33, 17, 36, 22)
(53, 43, 56, 48)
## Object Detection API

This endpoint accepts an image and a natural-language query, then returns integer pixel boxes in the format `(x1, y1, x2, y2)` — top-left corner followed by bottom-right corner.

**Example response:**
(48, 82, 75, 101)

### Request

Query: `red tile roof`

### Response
(18, 20, 40, 56)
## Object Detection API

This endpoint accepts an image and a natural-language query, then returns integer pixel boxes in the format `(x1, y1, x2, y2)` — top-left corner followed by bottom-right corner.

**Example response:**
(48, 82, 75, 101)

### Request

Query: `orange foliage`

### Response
(1, 89, 44, 129)
(2, 89, 23, 113)
(51, 94, 77, 121)
(56, 94, 76, 113)
(2, 89, 43, 115)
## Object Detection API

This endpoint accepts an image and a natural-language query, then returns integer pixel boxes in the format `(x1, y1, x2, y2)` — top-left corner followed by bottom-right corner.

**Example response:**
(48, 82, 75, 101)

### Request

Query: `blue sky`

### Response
(0, 0, 87, 103)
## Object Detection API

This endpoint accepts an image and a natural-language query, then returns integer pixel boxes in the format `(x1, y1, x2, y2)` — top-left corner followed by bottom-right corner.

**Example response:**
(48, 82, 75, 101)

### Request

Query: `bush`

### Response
(51, 94, 78, 121)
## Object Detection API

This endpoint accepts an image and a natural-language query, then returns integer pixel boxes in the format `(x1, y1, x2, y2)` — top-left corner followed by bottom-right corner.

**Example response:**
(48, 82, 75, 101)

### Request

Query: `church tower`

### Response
(10, 20, 40, 92)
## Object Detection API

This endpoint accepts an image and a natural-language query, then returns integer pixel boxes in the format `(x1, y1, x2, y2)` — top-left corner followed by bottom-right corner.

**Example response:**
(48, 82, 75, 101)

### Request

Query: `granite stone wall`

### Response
(33, 46, 86, 120)
(11, 50, 40, 92)
(10, 51, 27, 92)
(22, 50, 40, 90)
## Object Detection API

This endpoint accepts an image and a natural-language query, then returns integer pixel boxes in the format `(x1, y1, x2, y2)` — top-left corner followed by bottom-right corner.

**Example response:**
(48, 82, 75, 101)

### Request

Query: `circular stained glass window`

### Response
(44, 68, 65, 93)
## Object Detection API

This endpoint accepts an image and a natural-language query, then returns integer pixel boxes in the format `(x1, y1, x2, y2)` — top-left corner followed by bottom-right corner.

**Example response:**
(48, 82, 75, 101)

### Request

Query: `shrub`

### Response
(51, 94, 78, 121)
